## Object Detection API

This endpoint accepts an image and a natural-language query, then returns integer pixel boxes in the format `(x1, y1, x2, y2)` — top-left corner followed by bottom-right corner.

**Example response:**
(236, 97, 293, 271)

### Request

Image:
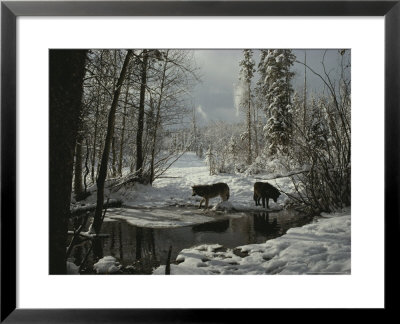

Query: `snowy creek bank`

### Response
(69, 207, 316, 274)
(77, 152, 292, 212)
(153, 212, 351, 275)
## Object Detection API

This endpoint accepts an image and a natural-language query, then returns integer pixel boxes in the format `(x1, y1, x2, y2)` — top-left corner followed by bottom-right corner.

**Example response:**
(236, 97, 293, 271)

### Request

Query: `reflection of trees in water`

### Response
(73, 244, 83, 264)
(102, 223, 158, 267)
(134, 227, 158, 273)
(70, 210, 314, 274)
(92, 238, 104, 261)
(192, 219, 229, 233)
(229, 214, 254, 245)
(119, 222, 123, 261)
(68, 236, 104, 272)
(135, 227, 142, 260)
(70, 222, 159, 273)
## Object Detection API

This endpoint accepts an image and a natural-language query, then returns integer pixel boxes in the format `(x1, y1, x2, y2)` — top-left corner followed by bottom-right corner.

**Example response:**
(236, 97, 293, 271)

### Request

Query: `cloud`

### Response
(196, 105, 208, 120)
(192, 49, 346, 125)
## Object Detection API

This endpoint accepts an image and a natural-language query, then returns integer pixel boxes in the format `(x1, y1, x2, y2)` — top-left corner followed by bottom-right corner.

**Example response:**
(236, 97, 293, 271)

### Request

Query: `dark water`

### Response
(70, 208, 316, 274)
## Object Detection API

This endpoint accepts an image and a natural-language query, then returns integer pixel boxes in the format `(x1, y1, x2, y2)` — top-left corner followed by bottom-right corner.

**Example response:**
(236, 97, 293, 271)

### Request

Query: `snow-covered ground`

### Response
(93, 256, 122, 274)
(153, 210, 351, 275)
(121, 152, 291, 209)
(89, 152, 291, 227)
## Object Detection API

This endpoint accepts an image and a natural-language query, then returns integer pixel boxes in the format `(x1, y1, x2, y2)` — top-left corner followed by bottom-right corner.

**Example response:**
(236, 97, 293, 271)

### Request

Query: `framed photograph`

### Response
(1, 0, 398, 321)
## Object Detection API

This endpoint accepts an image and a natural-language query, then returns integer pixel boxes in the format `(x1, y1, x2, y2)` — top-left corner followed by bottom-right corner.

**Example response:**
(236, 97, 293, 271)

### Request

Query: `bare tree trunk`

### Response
(192, 107, 198, 154)
(118, 82, 129, 176)
(91, 101, 99, 182)
(303, 51, 307, 133)
(111, 50, 118, 178)
(50, 49, 87, 274)
(253, 104, 259, 158)
(84, 138, 90, 193)
(247, 83, 252, 165)
(111, 136, 117, 177)
(96, 136, 103, 179)
(90, 53, 103, 183)
(150, 51, 168, 184)
(92, 50, 133, 234)
(74, 134, 83, 199)
(136, 49, 148, 178)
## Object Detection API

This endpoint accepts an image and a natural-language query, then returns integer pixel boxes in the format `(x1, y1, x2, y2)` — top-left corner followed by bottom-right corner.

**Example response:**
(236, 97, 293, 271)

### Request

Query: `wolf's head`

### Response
(272, 189, 281, 202)
(191, 186, 197, 196)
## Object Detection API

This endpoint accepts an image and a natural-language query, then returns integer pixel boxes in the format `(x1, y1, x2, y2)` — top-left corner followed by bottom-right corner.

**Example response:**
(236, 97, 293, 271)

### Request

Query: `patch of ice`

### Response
(212, 200, 236, 211)
(181, 211, 193, 215)
(103, 217, 118, 222)
(105, 207, 215, 228)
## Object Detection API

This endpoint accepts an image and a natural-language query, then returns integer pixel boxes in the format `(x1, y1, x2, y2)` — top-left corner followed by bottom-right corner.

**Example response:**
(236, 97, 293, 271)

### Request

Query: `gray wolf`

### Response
(253, 182, 280, 209)
(191, 182, 230, 209)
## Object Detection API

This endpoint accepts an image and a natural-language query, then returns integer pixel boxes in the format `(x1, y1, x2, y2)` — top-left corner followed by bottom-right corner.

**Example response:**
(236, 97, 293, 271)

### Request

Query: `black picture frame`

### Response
(1, 0, 398, 322)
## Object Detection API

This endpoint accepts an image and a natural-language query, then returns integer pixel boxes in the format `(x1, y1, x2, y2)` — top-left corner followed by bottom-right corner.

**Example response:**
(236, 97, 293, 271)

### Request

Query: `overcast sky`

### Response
(190, 49, 350, 125)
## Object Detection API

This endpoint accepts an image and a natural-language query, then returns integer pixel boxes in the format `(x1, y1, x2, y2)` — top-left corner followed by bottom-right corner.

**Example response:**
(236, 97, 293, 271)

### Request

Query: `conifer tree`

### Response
(238, 49, 256, 164)
(259, 49, 296, 156)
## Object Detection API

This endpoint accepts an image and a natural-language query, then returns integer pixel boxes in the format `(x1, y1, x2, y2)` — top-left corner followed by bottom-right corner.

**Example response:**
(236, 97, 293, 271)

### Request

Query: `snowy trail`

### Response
(103, 152, 288, 227)
(117, 152, 289, 210)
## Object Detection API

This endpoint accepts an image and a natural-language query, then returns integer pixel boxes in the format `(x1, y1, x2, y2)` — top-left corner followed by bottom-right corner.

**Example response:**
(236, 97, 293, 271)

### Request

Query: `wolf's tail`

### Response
(227, 188, 230, 200)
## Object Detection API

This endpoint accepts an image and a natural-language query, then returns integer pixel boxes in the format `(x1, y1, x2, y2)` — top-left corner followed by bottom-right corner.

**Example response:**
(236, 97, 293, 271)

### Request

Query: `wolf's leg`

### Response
(262, 197, 266, 208)
(266, 199, 269, 209)
(199, 198, 205, 209)
(254, 193, 258, 205)
(205, 198, 209, 209)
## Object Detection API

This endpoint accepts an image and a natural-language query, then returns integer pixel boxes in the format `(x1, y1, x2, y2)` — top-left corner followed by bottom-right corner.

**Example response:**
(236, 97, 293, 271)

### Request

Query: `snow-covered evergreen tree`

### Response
(259, 49, 296, 156)
(256, 50, 269, 112)
(238, 49, 256, 164)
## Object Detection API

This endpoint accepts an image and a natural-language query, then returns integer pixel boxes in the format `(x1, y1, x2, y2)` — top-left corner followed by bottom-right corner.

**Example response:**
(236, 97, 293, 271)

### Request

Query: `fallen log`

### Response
(70, 199, 122, 217)
(67, 231, 110, 239)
